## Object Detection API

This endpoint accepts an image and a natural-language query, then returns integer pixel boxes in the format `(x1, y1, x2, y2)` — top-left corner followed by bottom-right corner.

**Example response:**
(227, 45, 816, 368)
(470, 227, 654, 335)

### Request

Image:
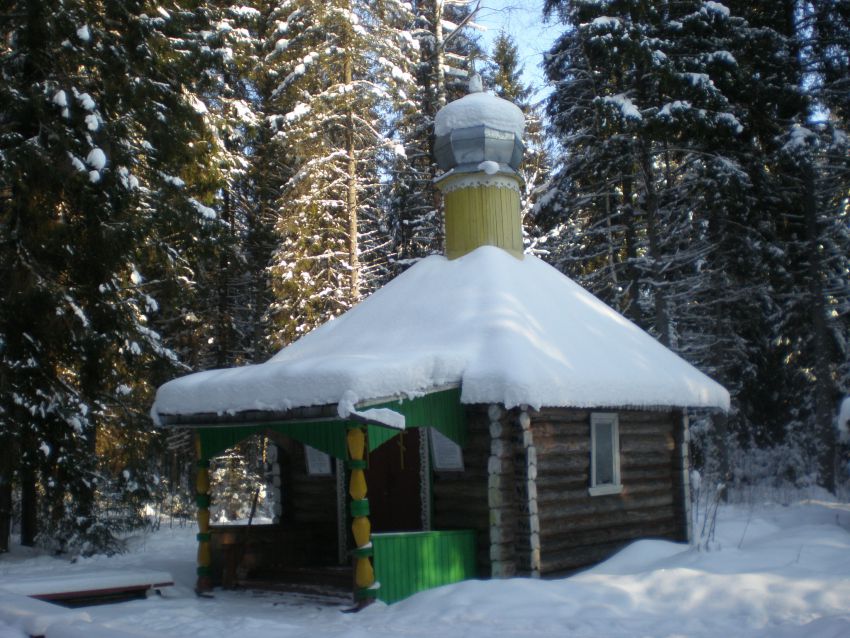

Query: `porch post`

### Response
(347, 425, 378, 603)
(195, 434, 213, 593)
(675, 410, 693, 544)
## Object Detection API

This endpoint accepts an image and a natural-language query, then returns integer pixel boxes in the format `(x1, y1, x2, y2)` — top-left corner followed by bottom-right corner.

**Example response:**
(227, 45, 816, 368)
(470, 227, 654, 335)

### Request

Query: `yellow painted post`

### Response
(195, 434, 213, 593)
(347, 425, 377, 602)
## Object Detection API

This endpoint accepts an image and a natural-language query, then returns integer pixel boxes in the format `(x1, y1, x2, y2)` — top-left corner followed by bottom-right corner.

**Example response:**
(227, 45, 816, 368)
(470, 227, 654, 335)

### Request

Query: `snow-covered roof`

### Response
(152, 247, 729, 423)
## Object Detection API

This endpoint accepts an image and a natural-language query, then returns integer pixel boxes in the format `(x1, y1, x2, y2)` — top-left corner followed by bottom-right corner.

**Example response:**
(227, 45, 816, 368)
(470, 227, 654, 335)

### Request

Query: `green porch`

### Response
(191, 388, 478, 604)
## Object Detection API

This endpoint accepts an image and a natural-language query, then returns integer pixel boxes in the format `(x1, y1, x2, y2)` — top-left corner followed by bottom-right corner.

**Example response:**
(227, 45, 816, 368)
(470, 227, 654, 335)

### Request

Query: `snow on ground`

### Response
(1, 501, 848, 637)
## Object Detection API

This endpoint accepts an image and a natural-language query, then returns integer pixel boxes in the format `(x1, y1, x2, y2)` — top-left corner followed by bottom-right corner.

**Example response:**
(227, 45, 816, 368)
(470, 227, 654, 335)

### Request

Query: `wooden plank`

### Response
(432, 494, 491, 514)
(539, 504, 678, 537)
(433, 482, 487, 499)
(539, 518, 681, 553)
(534, 474, 588, 491)
(618, 421, 675, 436)
(432, 511, 489, 530)
(619, 466, 675, 482)
(619, 434, 675, 452)
(538, 493, 675, 523)
(618, 410, 678, 424)
(536, 455, 590, 475)
(540, 541, 635, 575)
(531, 408, 590, 422)
(536, 479, 674, 506)
(2, 570, 174, 601)
(538, 506, 679, 537)
(533, 440, 591, 457)
(620, 450, 675, 468)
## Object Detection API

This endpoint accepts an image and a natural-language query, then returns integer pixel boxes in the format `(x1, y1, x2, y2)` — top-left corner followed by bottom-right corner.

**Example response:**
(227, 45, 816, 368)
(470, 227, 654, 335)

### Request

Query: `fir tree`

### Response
(0, 0, 219, 553)
(262, 0, 418, 345)
(543, 0, 850, 490)
(188, 1, 273, 369)
(387, 0, 483, 266)
(484, 31, 552, 249)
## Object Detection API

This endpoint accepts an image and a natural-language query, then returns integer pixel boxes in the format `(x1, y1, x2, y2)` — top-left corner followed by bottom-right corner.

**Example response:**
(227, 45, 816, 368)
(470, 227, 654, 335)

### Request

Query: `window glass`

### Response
(595, 421, 614, 485)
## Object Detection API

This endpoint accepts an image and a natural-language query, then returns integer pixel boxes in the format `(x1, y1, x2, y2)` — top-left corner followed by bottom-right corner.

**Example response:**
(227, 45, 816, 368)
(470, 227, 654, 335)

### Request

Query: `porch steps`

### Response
(233, 566, 352, 605)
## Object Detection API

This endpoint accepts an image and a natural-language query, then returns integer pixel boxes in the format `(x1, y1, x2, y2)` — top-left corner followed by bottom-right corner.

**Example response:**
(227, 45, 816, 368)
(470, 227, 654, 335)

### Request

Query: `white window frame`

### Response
(589, 412, 623, 496)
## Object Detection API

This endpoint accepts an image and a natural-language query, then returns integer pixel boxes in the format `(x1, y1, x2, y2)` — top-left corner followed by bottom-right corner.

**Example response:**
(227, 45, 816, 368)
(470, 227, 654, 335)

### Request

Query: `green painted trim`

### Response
(277, 420, 348, 458)
(350, 499, 370, 517)
(346, 459, 367, 470)
(366, 388, 467, 449)
(193, 387, 467, 461)
(196, 566, 212, 577)
(372, 530, 477, 605)
(195, 494, 211, 508)
(196, 532, 211, 542)
(198, 425, 264, 462)
(196, 459, 210, 469)
(366, 423, 399, 451)
(352, 545, 373, 558)
(197, 420, 346, 461)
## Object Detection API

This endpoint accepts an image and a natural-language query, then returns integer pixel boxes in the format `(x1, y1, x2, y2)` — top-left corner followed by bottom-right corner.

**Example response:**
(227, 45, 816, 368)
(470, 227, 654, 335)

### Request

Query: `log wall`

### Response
(379, 404, 688, 581)
(486, 404, 521, 577)
(431, 405, 494, 577)
(532, 408, 687, 576)
(266, 435, 339, 566)
(516, 408, 540, 576)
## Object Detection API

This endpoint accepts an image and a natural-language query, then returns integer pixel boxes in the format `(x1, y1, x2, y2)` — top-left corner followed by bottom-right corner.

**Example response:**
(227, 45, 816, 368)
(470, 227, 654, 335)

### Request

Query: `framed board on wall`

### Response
(305, 444, 333, 476)
(429, 428, 464, 472)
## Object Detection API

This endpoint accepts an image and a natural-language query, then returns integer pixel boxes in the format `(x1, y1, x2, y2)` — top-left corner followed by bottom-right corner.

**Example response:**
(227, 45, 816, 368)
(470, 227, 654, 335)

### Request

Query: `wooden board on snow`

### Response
(0, 568, 174, 606)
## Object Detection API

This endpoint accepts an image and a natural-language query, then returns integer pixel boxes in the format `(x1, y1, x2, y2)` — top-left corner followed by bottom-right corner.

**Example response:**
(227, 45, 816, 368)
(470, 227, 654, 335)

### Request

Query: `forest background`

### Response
(0, 0, 848, 556)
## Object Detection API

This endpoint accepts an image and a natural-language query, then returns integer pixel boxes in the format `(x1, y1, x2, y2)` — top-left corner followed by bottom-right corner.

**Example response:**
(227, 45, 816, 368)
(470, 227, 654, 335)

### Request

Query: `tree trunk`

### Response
(433, 0, 447, 109)
(215, 187, 233, 368)
(247, 202, 268, 364)
(707, 207, 731, 484)
(344, 50, 361, 304)
(640, 143, 670, 346)
(621, 174, 642, 326)
(20, 459, 37, 547)
(0, 443, 11, 552)
(802, 161, 835, 492)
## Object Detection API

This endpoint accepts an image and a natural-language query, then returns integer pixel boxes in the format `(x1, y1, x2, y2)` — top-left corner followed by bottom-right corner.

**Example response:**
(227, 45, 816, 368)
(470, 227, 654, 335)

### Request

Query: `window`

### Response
(589, 413, 622, 496)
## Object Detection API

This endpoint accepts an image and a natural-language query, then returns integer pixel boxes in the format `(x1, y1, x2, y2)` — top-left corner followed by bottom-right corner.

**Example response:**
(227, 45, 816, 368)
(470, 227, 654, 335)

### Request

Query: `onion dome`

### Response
(434, 75, 525, 178)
